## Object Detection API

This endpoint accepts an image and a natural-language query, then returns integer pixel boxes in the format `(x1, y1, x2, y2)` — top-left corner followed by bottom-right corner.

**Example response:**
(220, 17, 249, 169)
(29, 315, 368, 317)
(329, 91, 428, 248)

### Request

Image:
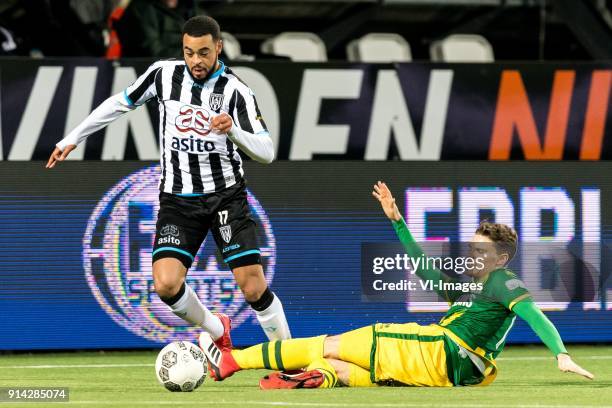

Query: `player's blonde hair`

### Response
(476, 222, 518, 261)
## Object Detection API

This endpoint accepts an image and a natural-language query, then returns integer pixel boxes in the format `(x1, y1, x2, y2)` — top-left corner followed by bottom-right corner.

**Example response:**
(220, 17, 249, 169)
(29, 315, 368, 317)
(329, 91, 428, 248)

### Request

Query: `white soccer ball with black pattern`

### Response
(155, 341, 208, 392)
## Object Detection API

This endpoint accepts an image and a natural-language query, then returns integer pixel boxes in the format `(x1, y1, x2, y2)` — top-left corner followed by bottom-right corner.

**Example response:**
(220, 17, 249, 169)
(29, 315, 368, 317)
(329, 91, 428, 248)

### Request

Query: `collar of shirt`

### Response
(186, 60, 225, 88)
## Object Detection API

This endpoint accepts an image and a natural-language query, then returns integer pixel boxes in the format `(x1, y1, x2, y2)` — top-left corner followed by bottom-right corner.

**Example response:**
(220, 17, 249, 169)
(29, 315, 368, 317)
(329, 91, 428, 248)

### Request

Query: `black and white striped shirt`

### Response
(57, 59, 273, 194)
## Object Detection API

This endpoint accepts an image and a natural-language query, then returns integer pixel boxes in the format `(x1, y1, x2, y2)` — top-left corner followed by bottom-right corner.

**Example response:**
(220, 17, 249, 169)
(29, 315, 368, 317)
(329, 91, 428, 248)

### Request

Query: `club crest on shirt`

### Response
(209, 93, 224, 111)
(219, 225, 232, 243)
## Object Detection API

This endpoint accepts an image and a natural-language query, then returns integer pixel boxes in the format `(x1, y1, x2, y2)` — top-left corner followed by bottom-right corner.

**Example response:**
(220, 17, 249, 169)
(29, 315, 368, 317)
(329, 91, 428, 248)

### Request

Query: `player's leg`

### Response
(202, 325, 375, 382)
(309, 358, 376, 388)
(231, 335, 326, 370)
(231, 263, 291, 340)
(201, 331, 327, 380)
(317, 327, 377, 387)
(329, 359, 376, 387)
(152, 193, 224, 340)
(324, 326, 372, 370)
(227, 326, 372, 372)
(152, 257, 223, 339)
(255, 339, 377, 389)
(212, 184, 291, 340)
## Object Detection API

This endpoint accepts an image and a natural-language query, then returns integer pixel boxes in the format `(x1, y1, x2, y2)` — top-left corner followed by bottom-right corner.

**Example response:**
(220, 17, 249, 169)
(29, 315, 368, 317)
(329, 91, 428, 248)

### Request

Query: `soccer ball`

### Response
(155, 341, 208, 392)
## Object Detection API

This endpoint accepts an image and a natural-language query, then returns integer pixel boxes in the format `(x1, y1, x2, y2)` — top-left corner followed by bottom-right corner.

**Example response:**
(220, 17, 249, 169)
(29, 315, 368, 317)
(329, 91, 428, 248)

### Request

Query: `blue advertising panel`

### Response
(0, 161, 610, 350)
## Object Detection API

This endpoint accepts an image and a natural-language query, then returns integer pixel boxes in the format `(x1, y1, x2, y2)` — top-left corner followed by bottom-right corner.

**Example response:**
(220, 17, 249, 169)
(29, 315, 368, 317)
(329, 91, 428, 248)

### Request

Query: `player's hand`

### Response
(557, 353, 594, 380)
(46, 145, 76, 169)
(211, 113, 233, 134)
(372, 181, 402, 222)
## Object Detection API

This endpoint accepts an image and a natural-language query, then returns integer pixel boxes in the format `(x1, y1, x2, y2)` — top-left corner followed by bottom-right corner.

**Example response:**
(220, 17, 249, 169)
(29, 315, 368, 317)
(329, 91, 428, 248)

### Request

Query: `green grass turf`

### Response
(0, 345, 610, 408)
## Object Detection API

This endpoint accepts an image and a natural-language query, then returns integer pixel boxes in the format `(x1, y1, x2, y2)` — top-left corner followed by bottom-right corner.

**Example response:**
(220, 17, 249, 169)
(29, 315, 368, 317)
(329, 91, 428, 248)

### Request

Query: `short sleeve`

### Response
(492, 269, 531, 310)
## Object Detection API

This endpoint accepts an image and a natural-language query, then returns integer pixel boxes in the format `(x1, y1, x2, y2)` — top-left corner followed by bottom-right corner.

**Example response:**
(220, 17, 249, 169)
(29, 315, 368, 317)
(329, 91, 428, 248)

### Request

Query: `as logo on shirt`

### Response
(175, 105, 211, 136)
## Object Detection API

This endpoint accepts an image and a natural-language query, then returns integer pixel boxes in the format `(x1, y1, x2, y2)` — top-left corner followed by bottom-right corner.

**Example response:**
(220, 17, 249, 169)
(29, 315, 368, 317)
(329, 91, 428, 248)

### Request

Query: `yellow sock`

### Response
(348, 364, 377, 387)
(306, 358, 339, 388)
(231, 335, 326, 370)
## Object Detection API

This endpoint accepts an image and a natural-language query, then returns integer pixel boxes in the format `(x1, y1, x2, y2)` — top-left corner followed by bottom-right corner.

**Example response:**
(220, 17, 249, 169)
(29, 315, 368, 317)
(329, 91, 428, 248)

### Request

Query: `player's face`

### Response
(183, 34, 223, 80)
(467, 234, 509, 278)
(162, 0, 178, 8)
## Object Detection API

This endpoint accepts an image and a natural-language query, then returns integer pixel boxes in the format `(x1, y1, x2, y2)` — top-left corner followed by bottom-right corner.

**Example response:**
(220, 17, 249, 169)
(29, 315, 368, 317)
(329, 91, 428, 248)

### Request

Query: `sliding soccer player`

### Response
(199, 181, 593, 388)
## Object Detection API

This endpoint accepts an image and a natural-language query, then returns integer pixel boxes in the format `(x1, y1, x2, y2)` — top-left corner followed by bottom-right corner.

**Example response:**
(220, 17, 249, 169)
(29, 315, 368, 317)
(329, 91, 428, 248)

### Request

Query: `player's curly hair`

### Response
(476, 222, 518, 262)
(183, 15, 221, 41)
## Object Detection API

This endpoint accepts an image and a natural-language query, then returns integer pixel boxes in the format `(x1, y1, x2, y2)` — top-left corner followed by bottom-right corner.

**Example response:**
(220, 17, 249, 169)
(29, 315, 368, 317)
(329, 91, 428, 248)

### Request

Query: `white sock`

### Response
(169, 285, 224, 340)
(254, 293, 292, 340)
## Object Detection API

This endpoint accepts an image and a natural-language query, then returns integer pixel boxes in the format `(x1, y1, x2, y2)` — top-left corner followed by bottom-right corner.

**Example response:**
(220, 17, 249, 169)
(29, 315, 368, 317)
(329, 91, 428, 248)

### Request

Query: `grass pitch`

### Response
(0, 345, 610, 408)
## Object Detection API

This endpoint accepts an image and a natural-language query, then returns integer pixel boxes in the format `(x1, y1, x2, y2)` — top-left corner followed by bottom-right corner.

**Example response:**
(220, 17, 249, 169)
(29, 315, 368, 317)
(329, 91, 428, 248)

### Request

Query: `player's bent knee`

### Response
(323, 335, 341, 359)
(153, 277, 183, 299)
(233, 264, 267, 302)
(241, 282, 266, 303)
(326, 358, 349, 384)
(152, 259, 186, 299)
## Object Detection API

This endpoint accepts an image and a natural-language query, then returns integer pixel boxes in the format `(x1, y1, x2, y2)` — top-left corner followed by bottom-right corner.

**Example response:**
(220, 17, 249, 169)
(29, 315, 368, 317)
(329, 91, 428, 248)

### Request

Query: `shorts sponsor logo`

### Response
(161, 224, 179, 237)
(157, 236, 181, 245)
(219, 225, 232, 243)
(83, 165, 276, 344)
(223, 244, 240, 253)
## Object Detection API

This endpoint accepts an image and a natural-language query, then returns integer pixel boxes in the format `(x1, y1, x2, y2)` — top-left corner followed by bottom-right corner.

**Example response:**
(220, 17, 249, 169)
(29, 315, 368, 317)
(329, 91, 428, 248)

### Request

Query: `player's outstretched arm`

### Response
(45, 92, 136, 169)
(46, 145, 76, 169)
(513, 300, 594, 380)
(46, 62, 162, 169)
(372, 182, 455, 299)
(372, 181, 428, 260)
(372, 181, 402, 221)
(557, 353, 594, 379)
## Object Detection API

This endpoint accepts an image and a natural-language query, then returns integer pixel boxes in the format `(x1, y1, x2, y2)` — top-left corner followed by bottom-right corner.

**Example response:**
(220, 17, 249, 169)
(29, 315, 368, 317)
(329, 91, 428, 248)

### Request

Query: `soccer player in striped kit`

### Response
(46, 16, 291, 347)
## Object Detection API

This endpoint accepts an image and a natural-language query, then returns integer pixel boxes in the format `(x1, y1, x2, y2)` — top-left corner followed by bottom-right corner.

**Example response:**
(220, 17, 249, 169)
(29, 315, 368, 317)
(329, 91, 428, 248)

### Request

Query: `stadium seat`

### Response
(346, 33, 412, 63)
(221, 32, 242, 60)
(430, 34, 494, 62)
(221, 32, 254, 61)
(260, 32, 327, 62)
